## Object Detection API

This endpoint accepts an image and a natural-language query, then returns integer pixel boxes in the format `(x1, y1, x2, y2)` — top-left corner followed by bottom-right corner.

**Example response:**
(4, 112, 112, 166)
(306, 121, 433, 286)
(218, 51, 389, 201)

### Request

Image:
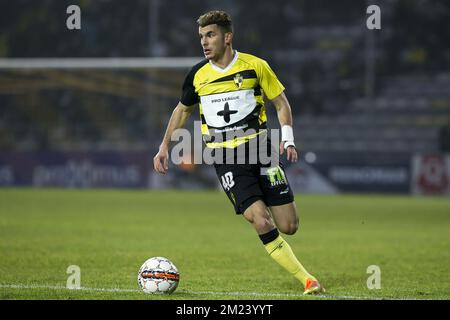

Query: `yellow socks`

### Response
(260, 229, 316, 286)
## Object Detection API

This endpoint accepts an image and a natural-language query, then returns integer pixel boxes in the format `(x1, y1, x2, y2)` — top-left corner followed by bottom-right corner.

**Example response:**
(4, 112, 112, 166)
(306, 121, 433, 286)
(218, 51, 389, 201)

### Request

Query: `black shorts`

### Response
(214, 162, 294, 214)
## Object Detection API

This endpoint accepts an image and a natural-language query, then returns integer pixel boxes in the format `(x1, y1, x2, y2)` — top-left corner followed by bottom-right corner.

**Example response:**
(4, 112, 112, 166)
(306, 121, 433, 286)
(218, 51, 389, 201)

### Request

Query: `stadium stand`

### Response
(0, 0, 449, 156)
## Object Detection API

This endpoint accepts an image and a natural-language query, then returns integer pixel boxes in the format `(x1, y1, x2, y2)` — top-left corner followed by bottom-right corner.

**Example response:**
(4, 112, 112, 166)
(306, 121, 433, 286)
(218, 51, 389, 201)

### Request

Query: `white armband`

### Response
(281, 125, 296, 149)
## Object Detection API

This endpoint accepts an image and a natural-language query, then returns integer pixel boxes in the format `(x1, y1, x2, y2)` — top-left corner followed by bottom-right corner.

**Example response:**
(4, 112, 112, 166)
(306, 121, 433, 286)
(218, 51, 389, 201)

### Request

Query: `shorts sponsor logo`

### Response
(266, 166, 287, 187)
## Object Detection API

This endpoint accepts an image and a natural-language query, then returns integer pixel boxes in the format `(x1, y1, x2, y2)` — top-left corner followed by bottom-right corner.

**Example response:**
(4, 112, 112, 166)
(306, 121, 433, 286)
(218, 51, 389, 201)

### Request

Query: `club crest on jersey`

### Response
(233, 73, 243, 89)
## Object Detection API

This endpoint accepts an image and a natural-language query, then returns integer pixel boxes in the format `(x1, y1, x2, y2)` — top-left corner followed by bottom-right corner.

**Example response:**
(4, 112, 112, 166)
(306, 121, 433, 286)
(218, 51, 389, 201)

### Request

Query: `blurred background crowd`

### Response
(0, 0, 449, 194)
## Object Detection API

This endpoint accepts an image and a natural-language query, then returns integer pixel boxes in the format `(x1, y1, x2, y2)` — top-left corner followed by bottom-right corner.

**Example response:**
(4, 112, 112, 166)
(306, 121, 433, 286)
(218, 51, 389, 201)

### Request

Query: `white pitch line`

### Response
(0, 284, 138, 293)
(0, 283, 423, 300)
(181, 289, 373, 300)
(0, 283, 359, 299)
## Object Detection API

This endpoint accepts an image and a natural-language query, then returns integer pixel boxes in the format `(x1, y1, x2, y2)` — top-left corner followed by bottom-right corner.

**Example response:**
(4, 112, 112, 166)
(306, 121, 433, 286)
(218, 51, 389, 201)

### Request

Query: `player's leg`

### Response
(242, 199, 323, 294)
(215, 163, 323, 294)
(258, 164, 324, 294)
(242, 199, 276, 234)
(269, 202, 319, 287)
(269, 202, 299, 235)
(259, 164, 299, 235)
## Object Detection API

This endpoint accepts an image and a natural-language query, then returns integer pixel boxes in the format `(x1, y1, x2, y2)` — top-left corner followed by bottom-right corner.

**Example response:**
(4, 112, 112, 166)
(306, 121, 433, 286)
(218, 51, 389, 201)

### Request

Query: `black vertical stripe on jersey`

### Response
(254, 85, 261, 96)
(210, 70, 257, 84)
(200, 113, 206, 124)
(180, 59, 208, 106)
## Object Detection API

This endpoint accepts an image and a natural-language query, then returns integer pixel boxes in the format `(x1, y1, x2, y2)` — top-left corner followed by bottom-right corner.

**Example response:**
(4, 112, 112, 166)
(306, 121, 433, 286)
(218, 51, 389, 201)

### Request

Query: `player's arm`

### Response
(271, 92, 298, 163)
(153, 102, 195, 174)
(256, 58, 298, 163)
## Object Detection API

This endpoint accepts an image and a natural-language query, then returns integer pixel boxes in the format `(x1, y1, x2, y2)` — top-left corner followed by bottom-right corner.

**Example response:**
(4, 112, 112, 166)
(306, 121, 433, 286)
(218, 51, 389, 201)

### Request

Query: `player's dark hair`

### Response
(197, 10, 233, 34)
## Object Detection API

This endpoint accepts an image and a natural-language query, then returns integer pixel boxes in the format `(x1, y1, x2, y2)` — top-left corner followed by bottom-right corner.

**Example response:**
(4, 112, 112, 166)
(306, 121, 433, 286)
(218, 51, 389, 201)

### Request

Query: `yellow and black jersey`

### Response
(180, 51, 285, 149)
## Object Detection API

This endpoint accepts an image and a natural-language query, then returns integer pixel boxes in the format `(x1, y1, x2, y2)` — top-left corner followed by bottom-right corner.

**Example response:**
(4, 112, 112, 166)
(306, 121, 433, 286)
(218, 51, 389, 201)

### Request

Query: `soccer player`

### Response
(153, 10, 324, 295)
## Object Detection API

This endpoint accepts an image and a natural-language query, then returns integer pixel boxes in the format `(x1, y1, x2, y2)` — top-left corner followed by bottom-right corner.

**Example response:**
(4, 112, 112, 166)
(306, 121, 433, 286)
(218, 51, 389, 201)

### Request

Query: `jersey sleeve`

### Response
(180, 69, 199, 106)
(256, 59, 285, 100)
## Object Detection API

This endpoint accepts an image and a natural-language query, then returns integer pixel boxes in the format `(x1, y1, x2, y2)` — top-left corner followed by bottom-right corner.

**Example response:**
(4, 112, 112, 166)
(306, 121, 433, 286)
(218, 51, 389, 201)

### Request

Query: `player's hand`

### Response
(280, 141, 298, 163)
(153, 146, 169, 174)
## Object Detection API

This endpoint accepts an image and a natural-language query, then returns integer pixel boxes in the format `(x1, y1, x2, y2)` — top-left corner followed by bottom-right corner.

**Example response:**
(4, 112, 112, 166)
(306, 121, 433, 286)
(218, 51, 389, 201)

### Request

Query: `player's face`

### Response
(199, 24, 229, 61)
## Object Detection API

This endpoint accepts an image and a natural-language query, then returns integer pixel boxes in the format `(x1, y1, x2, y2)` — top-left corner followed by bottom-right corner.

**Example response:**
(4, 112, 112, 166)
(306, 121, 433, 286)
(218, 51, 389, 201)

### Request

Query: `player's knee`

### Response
(285, 221, 299, 235)
(280, 217, 299, 235)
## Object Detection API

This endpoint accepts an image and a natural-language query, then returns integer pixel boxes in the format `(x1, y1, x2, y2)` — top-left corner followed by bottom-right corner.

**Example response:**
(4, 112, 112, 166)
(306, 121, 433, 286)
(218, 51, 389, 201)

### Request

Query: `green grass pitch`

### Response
(0, 188, 449, 300)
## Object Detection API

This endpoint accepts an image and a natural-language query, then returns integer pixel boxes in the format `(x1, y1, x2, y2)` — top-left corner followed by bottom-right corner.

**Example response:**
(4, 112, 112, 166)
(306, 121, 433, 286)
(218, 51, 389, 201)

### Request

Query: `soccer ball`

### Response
(137, 257, 180, 294)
